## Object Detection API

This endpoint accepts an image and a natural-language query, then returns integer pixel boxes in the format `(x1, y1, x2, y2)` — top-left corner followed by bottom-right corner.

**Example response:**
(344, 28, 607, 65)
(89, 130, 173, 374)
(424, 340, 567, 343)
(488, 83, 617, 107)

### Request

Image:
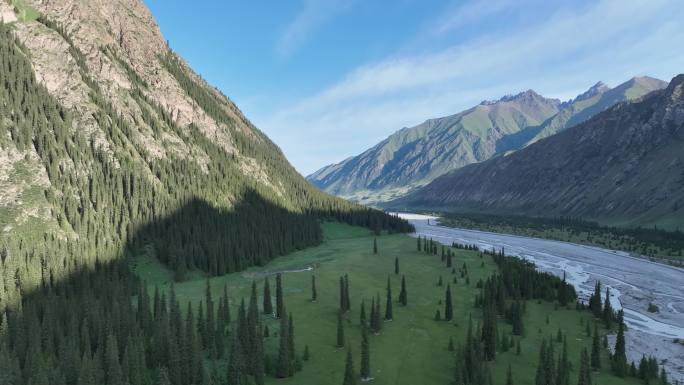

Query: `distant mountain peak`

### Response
(480, 89, 547, 105)
(573, 81, 611, 103)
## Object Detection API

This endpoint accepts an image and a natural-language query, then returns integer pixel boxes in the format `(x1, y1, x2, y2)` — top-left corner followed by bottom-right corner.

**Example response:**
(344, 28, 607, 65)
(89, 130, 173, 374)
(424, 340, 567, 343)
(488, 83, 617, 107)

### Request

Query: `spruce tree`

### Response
(276, 273, 284, 319)
(360, 324, 371, 380)
(385, 276, 393, 321)
(263, 277, 273, 315)
(591, 325, 601, 369)
(343, 347, 356, 385)
(444, 284, 453, 321)
(276, 312, 290, 378)
(311, 275, 317, 302)
(578, 348, 592, 385)
(287, 313, 298, 376)
(227, 333, 244, 385)
(612, 310, 627, 377)
(602, 287, 613, 328)
(360, 300, 367, 327)
(398, 275, 407, 306)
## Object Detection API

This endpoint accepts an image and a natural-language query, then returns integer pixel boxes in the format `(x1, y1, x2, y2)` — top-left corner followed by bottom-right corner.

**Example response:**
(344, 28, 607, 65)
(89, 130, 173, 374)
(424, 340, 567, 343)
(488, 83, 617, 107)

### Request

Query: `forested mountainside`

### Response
(0, 1, 412, 382)
(390, 74, 684, 229)
(308, 77, 665, 204)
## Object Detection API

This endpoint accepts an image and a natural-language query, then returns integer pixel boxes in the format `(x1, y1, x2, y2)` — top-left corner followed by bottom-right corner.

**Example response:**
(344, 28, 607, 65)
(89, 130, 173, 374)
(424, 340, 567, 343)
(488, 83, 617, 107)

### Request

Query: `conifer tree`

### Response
(398, 275, 407, 306)
(602, 287, 613, 328)
(311, 275, 317, 302)
(557, 337, 570, 385)
(263, 277, 273, 315)
(591, 325, 601, 370)
(417, 237, 421, 252)
(360, 324, 371, 381)
(373, 238, 378, 254)
(394, 257, 399, 275)
(360, 300, 367, 327)
(385, 276, 393, 321)
(444, 284, 453, 321)
(345, 274, 351, 311)
(287, 313, 298, 376)
(577, 348, 592, 385)
(343, 347, 356, 385)
(337, 311, 345, 348)
(276, 273, 284, 319)
(227, 332, 244, 385)
(276, 312, 290, 378)
(373, 293, 382, 333)
(612, 310, 627, 377)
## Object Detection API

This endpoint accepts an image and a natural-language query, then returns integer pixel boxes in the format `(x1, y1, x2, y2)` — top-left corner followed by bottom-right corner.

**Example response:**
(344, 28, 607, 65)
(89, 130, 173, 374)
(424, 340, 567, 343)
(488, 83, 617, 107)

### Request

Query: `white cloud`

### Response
(260, 0, 684, 175)
(276, 0, 355, 57)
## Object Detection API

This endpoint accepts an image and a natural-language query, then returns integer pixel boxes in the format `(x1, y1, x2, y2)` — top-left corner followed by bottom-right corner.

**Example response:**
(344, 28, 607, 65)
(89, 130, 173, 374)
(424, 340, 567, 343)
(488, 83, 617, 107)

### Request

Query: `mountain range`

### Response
(307, 76, 667, 205)
(389, 74, 684, 229)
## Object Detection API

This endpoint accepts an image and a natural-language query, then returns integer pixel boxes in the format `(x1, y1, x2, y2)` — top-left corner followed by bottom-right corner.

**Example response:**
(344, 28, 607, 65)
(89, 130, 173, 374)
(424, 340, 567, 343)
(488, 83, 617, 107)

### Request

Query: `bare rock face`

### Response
(0, 2, 17, 23)
(16, 0, 278, 189)
(0, 0, 300, 237)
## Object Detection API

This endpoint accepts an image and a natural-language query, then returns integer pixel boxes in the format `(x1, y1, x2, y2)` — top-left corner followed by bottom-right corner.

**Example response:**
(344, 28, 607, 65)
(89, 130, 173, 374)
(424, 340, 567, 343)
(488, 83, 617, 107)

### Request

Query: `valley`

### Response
(400, 213, 684, 383)
(130, 221, 650, 385)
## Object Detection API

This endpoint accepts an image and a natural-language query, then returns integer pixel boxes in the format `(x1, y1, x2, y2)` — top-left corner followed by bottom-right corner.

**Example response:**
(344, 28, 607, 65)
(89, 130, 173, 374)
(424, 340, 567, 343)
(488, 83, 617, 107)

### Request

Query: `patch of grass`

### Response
(11, 0, 40, 22)
(132, 222, 638, 385)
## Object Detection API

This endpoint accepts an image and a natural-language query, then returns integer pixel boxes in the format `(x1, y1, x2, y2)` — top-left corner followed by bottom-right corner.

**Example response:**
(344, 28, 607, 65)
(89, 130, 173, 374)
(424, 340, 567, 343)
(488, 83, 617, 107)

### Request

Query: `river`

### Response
(397, 213, 684, 383)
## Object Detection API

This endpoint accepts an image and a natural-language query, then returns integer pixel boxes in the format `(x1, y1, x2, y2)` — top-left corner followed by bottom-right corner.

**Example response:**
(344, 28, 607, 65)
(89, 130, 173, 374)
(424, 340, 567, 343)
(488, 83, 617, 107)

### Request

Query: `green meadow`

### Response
(131, 222, 640, 385)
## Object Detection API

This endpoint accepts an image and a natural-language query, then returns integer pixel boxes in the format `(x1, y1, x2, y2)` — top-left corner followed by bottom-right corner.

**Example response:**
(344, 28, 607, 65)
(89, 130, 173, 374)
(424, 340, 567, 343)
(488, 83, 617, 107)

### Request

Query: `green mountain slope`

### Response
(390, 75, 684, 229)
(308, 90, 562, 203)
(308, 78, 666, 204)
(0, 0, 409, 307)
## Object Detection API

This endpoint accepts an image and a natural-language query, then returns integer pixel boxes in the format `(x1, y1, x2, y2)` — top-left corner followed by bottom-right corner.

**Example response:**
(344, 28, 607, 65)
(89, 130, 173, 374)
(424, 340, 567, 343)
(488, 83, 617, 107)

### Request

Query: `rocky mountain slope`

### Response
(390, 75, 684, 229)
(308, 90, 562, 203)
(0, 0, 409, 302)
(308, 77, 666, 204)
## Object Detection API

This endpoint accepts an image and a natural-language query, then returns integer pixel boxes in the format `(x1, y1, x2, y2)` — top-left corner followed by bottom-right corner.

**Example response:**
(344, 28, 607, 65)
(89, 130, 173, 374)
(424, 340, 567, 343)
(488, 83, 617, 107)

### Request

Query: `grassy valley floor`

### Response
(131, 222, 643, 385)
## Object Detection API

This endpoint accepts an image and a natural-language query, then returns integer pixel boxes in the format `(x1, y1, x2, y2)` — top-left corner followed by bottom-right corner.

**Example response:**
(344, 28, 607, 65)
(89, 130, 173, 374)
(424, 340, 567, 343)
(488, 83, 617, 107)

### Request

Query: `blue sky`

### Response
(145, 0, 684, 175)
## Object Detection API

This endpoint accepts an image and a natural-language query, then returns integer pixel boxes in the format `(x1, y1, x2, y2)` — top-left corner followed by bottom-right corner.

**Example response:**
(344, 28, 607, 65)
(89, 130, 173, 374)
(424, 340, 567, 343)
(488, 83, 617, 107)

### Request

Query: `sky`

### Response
(144, 0, 684, 175)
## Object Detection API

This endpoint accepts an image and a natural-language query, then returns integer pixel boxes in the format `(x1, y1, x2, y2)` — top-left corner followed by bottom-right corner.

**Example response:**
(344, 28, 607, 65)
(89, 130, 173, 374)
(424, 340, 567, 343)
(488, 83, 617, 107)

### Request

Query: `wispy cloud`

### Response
(261, 0, 684, 175)
(277, 0, 355, 57)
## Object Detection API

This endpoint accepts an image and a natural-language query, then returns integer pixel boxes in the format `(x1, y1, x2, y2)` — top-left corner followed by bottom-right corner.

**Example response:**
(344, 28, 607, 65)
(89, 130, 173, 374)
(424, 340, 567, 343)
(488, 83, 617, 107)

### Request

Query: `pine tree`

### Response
(444, 284, 453, 321)
(263, 277, 273, 315)
(276, 273, 284, 319)
(602, 287, 613, 328)
(339, 277, 348, 313)
(343, 347, 356, 385)
(612, 310, 627, 377)
(591, 325, 601, 369)
(311, 275, 317, 302)
(276, 312, 290, 378)
(394, 257, 399, 275)
(337, 311, 345, 348)
(360, 300, 367, 327)
(287, 313, 298, 376)
(227, 333, 244, 385)
(417, 237, 421, 252)
(578, 348, 592, 385)
(398, 275, 407, 306)
(360, 324, 371, 380)
(385, 276, 393, 321)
